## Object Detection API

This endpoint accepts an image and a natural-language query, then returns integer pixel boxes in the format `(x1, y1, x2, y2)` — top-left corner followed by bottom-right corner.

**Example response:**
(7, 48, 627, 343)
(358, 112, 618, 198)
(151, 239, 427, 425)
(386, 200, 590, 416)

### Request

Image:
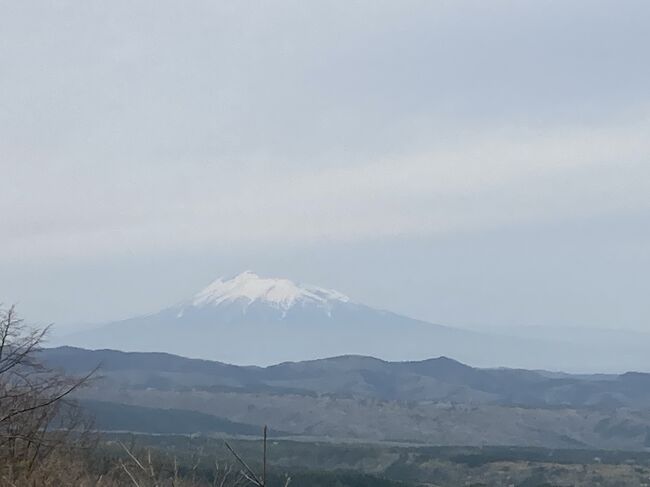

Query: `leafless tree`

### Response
(225, 427, 290, 487)
(0, 306, 286, 486)
(0, 305, 96, 484)
(113, 441, 252, 487)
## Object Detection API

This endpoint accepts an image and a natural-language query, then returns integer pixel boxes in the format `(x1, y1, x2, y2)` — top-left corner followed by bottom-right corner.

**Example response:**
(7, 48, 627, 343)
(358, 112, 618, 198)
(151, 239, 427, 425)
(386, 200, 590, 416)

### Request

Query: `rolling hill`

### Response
(41, 346, 650, 449)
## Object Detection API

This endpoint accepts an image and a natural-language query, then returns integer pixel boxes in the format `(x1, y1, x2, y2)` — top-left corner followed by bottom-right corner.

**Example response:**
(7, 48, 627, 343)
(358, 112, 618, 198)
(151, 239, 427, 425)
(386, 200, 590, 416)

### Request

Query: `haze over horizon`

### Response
(7, 4, 650, 486)
(2, 1, 649, 337)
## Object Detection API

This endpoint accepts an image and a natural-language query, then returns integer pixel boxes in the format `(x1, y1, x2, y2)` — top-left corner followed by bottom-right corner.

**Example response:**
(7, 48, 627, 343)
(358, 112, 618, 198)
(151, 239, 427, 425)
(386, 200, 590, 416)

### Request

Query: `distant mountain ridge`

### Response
(58, 271, 650, 372)
(41, 346, 649, 408)
(40, 346, 650, 449)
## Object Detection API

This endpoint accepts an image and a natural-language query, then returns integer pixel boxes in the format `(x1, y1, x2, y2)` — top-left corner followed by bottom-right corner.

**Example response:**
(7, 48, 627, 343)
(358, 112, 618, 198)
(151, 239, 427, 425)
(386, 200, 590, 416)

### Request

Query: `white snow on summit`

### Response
(190, 271, 350, 310)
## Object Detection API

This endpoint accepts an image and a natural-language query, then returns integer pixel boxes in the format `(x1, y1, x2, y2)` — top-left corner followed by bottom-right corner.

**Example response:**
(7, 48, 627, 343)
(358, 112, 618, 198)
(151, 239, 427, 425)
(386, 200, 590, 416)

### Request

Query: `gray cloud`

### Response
(1, 0, 649, 328)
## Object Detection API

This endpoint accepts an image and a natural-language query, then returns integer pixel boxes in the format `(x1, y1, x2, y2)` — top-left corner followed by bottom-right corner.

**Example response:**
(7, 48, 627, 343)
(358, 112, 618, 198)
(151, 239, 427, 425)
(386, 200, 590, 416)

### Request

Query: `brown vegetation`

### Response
(0, 305, 97, 485)
(0, 306, 263, 486)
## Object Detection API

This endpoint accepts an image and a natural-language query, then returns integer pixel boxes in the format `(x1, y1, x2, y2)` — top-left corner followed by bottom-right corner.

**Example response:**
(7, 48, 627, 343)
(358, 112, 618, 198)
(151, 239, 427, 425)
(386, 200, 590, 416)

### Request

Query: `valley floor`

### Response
(97, 433, 650, 487)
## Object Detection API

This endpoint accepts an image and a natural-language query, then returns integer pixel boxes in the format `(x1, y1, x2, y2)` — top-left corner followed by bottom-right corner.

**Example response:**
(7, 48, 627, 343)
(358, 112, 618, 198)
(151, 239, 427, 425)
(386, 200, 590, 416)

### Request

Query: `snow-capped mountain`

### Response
(60, 271, 616, 371)
(181, 271, 350, 318)
(64, 270, 473, 365)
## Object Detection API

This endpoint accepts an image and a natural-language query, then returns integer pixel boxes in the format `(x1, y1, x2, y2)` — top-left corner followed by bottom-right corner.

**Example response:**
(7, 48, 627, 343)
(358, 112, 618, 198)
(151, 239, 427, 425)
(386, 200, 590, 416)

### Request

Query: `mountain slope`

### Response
(59, 271, 489, 366)
(40, 346, 650, 409)
(58, 271, 643, 371)
(40, 347, 650, 449)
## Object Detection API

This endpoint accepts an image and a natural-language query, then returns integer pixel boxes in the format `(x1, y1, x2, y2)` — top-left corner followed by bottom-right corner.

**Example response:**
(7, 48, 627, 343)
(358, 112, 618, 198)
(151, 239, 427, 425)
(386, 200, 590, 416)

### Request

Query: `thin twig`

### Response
(224, 441, 263, 486)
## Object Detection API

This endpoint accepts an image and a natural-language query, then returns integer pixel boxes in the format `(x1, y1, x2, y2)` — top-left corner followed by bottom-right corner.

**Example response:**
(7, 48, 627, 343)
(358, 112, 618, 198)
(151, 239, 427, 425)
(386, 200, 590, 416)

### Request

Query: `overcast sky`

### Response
(1, 0, 649, 332)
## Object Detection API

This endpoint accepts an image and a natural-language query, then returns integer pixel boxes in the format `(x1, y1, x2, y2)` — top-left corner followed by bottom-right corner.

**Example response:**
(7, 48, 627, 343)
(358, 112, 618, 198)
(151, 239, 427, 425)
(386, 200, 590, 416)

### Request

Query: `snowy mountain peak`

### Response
(190, 271, 350, 311)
